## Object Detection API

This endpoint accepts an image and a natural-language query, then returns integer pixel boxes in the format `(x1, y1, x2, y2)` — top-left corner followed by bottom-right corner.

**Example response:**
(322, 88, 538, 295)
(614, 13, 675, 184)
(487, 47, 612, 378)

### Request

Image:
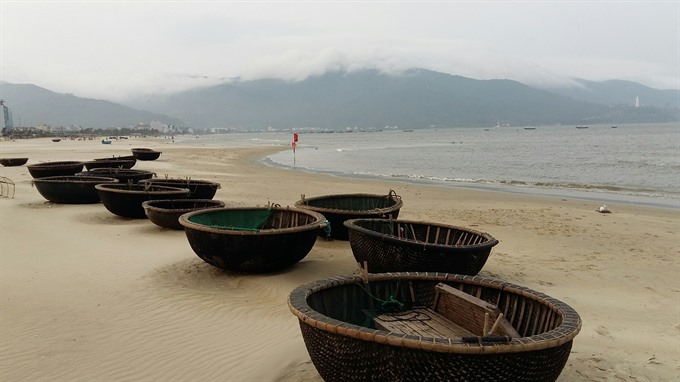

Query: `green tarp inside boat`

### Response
(188, 210, 274, 231)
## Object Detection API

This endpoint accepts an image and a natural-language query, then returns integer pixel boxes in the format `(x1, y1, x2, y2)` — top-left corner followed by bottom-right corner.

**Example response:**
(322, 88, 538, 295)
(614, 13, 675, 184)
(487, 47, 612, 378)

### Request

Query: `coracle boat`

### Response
(95, 183, 190, 219)
(27, 161, 85, 179)
(142, 199, 226, 230)
(138, 178, 221, 199)
(77, 168, 155, 183)
(131, 148, 162, 161)
(32, 176, 118, 204)
(0, 157, 29, 167)
(179, 206, 327, 272)
(289, 272, 581, 382)
(344, 218, 499, 275)
(84, 157, 136, 170)
(294, 190, 403, 240)
(94, 155, 137, 161)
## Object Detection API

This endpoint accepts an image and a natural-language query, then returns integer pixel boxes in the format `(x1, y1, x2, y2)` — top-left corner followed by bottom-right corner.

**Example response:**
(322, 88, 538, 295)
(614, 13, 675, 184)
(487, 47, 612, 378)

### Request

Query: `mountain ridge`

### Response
(2, 69, 678, 130)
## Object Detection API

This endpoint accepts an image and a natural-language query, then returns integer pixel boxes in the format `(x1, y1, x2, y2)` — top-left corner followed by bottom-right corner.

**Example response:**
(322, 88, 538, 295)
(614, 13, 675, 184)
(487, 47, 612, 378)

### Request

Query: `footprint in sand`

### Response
(596, 326, 612, 338)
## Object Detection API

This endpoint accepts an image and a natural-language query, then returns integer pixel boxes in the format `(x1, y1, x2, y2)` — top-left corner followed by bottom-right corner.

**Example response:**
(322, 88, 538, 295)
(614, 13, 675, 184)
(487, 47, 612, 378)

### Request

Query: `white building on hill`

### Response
(0, 100, 13, 130)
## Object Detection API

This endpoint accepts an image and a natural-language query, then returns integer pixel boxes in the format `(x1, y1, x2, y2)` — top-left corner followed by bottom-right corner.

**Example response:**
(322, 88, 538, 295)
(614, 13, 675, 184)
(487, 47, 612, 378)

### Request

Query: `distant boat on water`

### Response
(576, 126, 589, 129)
(611, 126, 618, 128)
(403, 129, 414, 132)
(524, 127, 536, 130)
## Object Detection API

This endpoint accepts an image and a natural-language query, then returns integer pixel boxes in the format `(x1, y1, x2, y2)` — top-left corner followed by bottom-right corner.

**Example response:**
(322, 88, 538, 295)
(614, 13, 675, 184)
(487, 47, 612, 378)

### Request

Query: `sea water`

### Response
(174, 123, 680, 209)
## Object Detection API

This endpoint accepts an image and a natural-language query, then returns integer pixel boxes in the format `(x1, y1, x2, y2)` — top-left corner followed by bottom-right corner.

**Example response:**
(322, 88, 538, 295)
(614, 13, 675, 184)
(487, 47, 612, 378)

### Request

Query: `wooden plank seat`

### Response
(374, 307, 475, 338)
(373, 282, 520, 339)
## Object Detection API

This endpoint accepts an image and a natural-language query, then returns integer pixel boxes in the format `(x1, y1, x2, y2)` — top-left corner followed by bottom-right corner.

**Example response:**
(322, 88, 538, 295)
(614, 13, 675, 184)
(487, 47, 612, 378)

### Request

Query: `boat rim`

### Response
(343, 218, 499, 249)
(288, 272, 582, 354)
(179, 206, 328, 235)
(294, 192, 403, 215)
(94, 183, 190, 195)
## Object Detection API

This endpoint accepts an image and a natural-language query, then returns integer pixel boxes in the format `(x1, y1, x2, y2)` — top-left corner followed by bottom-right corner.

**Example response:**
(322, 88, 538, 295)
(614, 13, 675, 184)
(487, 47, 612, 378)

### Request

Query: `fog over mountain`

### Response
(2, 69, 678, 130)
(129, 69, 678, 130)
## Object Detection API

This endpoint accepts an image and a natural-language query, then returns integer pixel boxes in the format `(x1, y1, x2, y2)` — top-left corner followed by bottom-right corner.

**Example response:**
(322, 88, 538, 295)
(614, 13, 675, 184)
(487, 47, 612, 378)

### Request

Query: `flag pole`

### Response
(292, 133, 299, 169)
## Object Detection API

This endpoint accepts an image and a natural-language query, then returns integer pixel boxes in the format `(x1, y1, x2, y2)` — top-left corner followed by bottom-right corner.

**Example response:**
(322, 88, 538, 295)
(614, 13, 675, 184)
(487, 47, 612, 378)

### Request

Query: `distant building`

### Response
(0, 100, 13, 130)
(635, 96, 640, 108)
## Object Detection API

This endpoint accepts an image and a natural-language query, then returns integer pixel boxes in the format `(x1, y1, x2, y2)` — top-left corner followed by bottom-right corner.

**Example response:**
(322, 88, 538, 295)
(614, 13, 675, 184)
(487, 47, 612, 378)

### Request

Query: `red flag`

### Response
(293, 133, 299, 142)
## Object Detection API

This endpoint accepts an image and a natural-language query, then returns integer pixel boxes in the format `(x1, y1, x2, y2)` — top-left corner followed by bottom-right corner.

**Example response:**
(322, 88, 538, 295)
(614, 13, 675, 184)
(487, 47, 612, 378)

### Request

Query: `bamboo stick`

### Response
(444, 228, 452, 245)
(409, 224, 419, 243)
(488, 313, 504, 336)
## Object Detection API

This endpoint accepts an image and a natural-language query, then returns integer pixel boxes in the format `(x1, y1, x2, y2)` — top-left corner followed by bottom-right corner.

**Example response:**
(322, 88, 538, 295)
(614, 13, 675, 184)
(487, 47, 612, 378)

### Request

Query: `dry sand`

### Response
(0, 137, 678, 381)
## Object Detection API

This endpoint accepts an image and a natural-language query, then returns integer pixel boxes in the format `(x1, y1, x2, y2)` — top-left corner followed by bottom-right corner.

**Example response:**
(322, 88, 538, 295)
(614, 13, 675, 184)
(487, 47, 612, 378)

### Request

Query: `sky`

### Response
(2, 1, 679, 102)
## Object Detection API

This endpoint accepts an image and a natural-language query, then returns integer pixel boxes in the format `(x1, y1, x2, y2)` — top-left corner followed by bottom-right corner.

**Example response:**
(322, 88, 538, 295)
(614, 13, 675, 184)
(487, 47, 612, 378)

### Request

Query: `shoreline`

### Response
(1, 138, 679, 381)
(262, 155, 680, 211)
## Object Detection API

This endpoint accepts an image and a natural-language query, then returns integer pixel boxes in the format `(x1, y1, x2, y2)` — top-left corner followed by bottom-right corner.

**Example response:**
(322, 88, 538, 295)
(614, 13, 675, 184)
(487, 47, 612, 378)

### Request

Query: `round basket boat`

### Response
(0, 157, 29, 167)
(131, 148, 162, 161)
(294, 190, 403, 241)
(138, 178, 221, 199)
(142, 199, 226, 230)
(77, 168, 155, 183)
(95, 183, 190, 219)
(289, 272, 581, 382)
(94, 155, 137, 161)
(179, 206, 328, 272)
(27, 161, 85, 179)
(344, 219, 499, 275)
(32, 176, 118, 204)
(84, 158, 136, 170)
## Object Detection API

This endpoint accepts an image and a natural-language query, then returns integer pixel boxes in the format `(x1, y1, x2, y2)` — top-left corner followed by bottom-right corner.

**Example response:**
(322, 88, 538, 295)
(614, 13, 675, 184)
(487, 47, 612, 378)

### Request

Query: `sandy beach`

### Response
(0, 137, 678, 381)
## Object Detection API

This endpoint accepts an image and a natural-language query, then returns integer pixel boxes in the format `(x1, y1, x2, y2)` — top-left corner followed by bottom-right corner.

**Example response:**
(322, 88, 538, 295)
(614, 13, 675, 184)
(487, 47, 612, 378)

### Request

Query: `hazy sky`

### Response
(2, 1, 679, 101)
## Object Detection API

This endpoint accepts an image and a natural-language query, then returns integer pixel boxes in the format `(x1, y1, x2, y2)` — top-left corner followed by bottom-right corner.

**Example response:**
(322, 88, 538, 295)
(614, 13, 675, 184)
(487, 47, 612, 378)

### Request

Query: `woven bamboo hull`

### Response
(0, 158, 29, 167)
(345, 219, 498, 275)
(32, 176, 118, 204)
(78, 168, 155, 183)
(143, 199, 225, 230)
(95, 184, 190, 219)
(179, 207, 327, 272)
(294, 191, 403, 241)
(84, 158, 136, 170)
(27, 161, 84, 179)
(139, 178, 221, 199)
(288, 273, 581, 382)
(300, 322, 573, 382)
(131, 148, 162, 161)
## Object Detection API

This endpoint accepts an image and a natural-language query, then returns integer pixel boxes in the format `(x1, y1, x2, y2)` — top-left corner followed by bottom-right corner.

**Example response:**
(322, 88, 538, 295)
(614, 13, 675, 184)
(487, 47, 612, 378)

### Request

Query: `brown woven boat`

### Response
(131, 148, 162, 161)
(179, 206, 327, 272)
(138, 178, 221, 199)
(94, 155, 137, 161)
(77, 168, 155, 183)
(142, 199, 226, 230)
(344, 218, 499, 275)
(32, 176, 118, 204)
(27, 161, 85, 179)
(294, 190, 403, 240)
(289, 272, 581, 382)
(95, 183, 190, 219)
(0, 157, 29, 167)
(84, 158, 136, 170)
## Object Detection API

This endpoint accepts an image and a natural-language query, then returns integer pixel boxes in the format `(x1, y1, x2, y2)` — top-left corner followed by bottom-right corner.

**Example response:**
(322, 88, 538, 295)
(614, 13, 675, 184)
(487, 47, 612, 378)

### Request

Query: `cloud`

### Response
(1, 2, 678, 101)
